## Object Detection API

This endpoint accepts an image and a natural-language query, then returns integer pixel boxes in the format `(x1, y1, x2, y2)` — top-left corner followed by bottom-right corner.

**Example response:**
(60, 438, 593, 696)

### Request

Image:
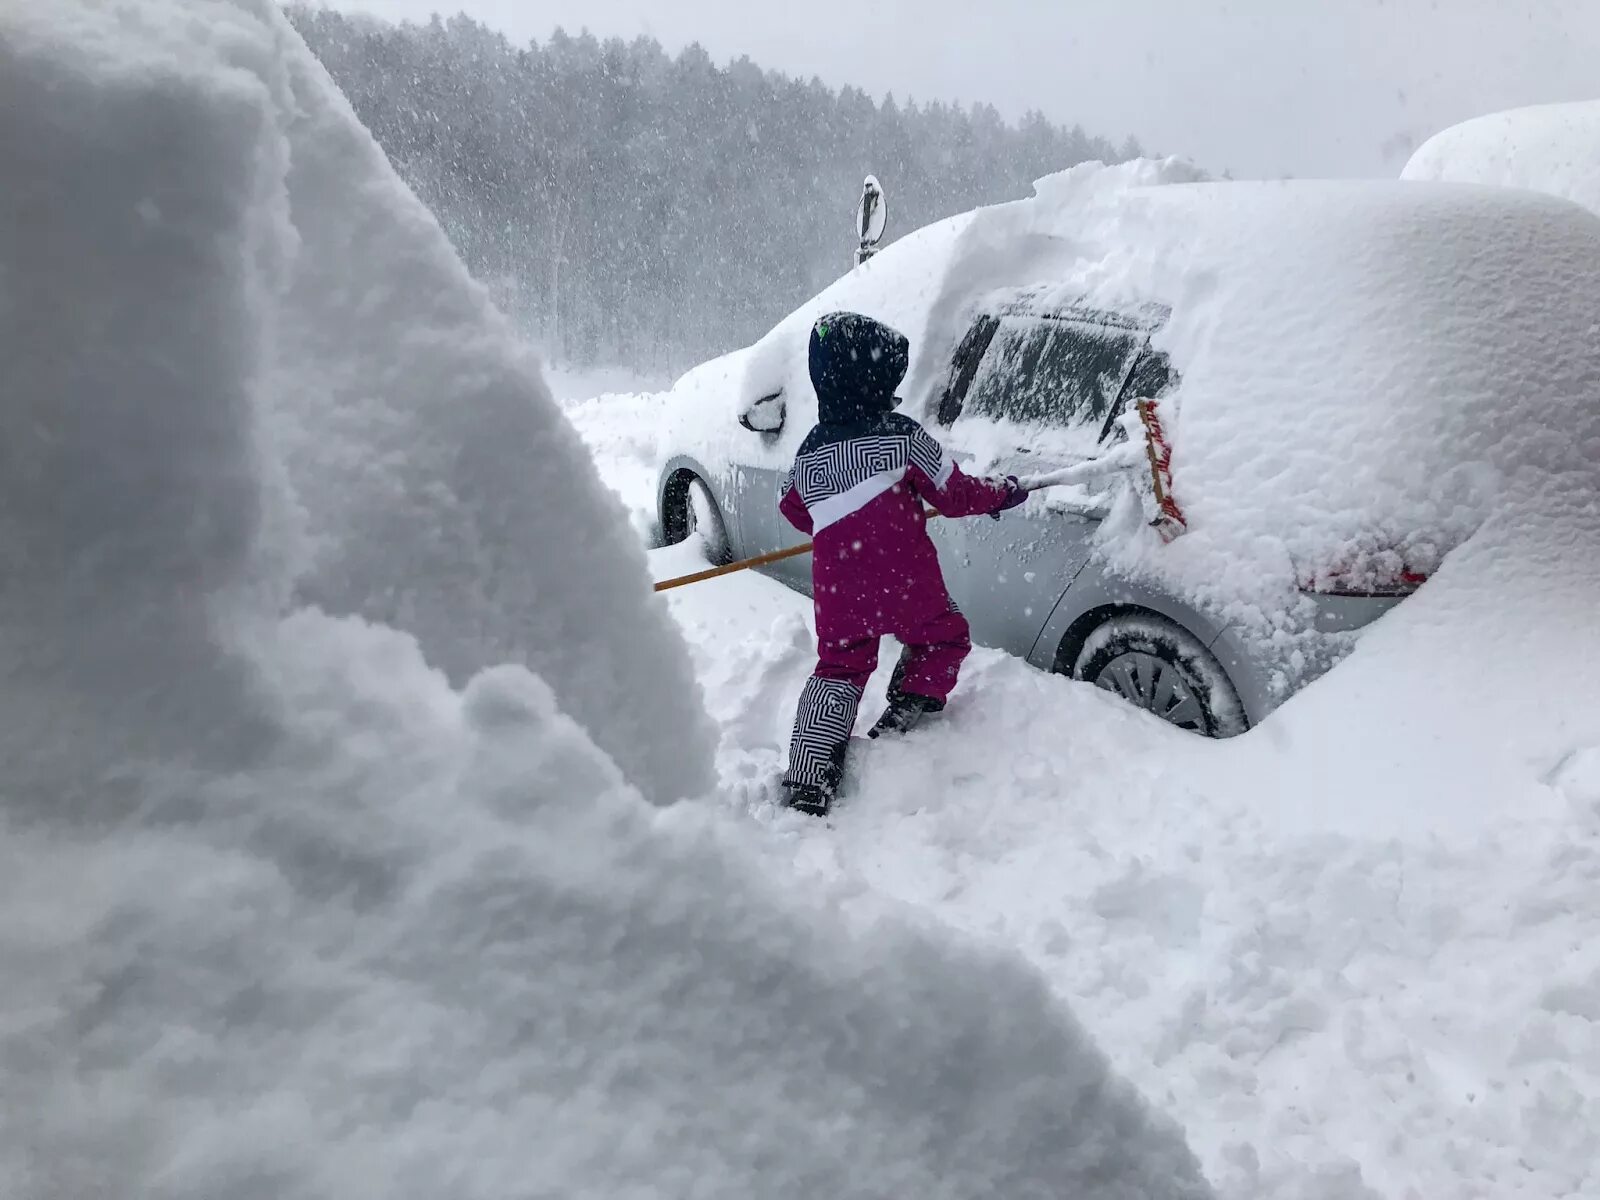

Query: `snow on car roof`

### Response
(1403, 99, 1600, 218)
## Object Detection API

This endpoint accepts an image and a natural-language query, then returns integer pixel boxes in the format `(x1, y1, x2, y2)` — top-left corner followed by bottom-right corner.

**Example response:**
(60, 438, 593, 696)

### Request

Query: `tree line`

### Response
(289, 7, 1150, 372)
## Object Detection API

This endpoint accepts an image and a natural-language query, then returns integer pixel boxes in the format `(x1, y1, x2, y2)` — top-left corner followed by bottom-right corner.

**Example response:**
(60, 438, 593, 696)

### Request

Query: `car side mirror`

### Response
(739, 390, 785, 434)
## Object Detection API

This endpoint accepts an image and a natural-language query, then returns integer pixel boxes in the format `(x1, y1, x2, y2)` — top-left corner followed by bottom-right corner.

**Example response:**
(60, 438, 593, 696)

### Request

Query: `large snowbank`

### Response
(254, 1, 712, 805)
(1403, 100, 1600, 217)
(0, 3, 1212, 1197)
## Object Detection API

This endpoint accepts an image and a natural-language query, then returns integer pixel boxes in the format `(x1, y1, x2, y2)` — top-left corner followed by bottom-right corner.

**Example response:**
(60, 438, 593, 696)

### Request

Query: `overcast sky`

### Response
(321, 0, 1600, 178)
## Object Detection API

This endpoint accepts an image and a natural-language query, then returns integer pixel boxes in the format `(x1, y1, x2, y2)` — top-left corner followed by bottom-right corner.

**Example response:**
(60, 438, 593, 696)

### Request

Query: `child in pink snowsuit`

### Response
(779, 311, 1026, 815)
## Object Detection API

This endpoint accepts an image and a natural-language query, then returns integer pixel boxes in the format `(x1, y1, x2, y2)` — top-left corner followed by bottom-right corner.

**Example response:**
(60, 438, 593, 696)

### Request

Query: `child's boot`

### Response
(868, 691, 945, 739)
(783, 781, 834, 817)
(783, 750, 844, 816)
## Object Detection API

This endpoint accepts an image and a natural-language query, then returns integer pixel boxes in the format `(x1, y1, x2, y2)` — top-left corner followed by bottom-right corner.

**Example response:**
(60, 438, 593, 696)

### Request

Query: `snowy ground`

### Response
(568, 385, 1600, 1200)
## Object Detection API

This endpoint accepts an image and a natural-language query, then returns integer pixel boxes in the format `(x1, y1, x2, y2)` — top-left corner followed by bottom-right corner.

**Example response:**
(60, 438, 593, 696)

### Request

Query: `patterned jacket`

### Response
(780, 409, 1011, 642)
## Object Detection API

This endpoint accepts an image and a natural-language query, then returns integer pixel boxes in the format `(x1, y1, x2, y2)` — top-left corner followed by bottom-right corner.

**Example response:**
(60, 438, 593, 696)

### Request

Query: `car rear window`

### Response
(961, 314, 1145, 429)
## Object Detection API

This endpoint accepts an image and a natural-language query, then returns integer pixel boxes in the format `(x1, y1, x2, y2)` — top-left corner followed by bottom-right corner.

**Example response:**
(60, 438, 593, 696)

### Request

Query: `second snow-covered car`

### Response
(655, 163, 1600, 735)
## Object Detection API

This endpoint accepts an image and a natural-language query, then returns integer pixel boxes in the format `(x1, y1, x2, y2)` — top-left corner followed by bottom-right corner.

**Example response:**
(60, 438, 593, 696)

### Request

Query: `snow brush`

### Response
(654, 539, 825, 592)
(1016, 400, 1188, 543)
(653, 483, 1061, 594)
(656, 402, 1188, 592)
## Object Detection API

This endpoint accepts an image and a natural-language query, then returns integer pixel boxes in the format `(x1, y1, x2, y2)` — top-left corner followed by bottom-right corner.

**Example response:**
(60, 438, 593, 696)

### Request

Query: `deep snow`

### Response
(0, 3, 1216, 1198)
(626, 524, 1600, 1200)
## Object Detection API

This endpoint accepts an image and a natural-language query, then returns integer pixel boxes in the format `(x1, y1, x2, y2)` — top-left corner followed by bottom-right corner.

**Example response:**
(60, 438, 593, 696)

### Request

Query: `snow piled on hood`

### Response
(0, 3, 1213, 1197)
(1403, 100, 1600, 217)
(653, 210, 977, 483)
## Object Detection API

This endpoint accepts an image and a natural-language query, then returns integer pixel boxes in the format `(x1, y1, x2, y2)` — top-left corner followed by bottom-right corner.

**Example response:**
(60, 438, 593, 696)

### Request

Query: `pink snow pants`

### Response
(815, 606, 972, 699)
(784, 606, 972, 791)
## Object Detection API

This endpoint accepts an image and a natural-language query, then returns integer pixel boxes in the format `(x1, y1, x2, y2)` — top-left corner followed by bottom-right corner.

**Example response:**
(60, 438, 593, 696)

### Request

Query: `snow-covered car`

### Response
(655, 162, 1600, 735)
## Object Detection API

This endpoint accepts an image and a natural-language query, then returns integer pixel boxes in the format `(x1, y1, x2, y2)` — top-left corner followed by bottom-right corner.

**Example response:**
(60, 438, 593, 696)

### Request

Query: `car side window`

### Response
(959, 315, 1145, 430)
(1097, 347, 1177, 444)
(1122, 347, 1175, 403)
(935, 314, 999, 425)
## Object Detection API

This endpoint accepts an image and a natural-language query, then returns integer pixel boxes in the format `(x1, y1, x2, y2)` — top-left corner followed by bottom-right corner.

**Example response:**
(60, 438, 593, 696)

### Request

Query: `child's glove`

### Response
(989, 476, 1029, 519)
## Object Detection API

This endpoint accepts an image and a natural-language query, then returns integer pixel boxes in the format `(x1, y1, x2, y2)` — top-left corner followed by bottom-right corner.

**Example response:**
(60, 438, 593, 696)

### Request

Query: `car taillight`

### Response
(1301, 553, 1430, 598)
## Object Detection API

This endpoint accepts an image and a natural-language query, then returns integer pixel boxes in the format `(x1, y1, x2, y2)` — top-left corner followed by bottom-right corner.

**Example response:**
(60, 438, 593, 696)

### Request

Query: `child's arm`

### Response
(1017, 439, 1146, 491)
(903, 424, 1020, 518)
(778, 470, 814, 533)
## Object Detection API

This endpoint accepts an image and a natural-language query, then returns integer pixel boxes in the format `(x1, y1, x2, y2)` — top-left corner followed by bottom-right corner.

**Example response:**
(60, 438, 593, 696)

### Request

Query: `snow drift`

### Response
(0, 3, 1211, 1197)
(643, 529, 1600, 1198)
(1403, 100, 1600, 218)
(272, 0, 715, 805)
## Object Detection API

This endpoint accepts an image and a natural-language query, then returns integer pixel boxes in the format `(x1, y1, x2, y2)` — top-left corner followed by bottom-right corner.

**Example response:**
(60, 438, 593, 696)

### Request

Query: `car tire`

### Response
(663, 474, 732, 565)
(1071, 613, 1248, 738)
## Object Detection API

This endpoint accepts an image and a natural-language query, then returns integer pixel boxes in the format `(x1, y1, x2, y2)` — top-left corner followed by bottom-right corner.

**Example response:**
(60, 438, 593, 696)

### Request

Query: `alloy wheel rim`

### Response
(1094, 650, 1207, 732)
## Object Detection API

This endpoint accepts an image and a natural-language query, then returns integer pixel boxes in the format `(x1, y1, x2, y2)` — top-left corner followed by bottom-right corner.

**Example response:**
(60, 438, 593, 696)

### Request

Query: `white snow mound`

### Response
(0, 3, 1212, 1197)
(1404, 100, 1600, 217)
(272, 0, 714, 804)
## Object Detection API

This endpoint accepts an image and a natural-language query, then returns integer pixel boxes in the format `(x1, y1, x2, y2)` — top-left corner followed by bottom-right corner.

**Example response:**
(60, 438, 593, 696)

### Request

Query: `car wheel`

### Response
(1071, 613, 1247, 737)
(663, 474, 732, 565)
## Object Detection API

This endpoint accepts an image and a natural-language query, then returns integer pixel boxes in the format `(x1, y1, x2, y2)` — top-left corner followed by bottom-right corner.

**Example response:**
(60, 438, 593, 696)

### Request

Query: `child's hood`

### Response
(808, 311, 910, 430)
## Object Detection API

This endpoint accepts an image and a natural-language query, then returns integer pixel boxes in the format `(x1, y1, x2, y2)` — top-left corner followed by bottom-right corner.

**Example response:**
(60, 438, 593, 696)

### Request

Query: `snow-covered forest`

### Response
(288, 6, 1145, 369)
